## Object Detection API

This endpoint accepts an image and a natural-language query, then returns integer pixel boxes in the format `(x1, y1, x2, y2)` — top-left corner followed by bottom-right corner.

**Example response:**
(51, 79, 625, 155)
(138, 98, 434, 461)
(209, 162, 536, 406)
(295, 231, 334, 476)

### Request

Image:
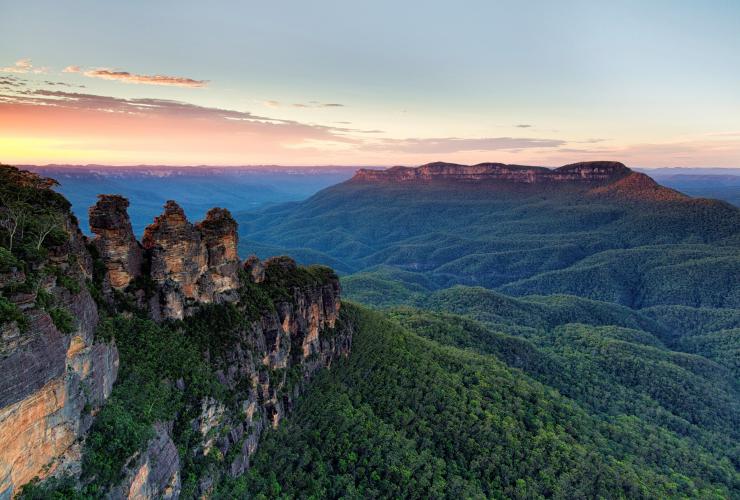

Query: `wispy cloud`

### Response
(0, 76, 24, 87)
(74, 68, 208, 87)
(515, 124, 532, 128)
(361, 137, 565, 154)
(0, 58, 48, 74)
(264, 100, 345, 109)
(0, 88, 365, 164)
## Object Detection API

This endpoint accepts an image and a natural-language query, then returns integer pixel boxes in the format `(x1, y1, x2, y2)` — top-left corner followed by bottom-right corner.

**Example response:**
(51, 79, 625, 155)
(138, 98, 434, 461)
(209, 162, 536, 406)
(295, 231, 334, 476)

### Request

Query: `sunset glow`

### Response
(1, 1, 739, 167)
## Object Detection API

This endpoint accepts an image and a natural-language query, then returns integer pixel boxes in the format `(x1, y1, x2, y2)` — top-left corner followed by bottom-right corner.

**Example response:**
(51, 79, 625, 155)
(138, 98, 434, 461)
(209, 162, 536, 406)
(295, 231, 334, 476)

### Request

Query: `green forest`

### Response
(222, 304, 738, 499)
(229, 177, 740, 498)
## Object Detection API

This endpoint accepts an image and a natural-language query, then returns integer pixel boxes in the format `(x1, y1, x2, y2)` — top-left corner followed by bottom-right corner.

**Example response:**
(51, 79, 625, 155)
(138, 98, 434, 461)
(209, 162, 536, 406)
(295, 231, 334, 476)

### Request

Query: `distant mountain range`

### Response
(21, 165, 357, 235)
(18, 164, 739, 239)
(238, 161, 740, 309)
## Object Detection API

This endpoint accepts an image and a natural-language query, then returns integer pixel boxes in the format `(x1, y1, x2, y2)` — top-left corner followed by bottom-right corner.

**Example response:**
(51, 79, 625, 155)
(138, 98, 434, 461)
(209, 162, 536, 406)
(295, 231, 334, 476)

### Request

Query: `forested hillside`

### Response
(237, 164, 740, 309)
(231, 162, 739, 499)
(223, 304, 739, 498)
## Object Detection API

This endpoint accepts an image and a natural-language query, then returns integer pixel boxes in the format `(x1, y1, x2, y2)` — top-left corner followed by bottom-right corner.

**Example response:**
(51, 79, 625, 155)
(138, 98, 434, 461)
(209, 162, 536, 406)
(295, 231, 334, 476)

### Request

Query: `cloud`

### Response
(291, 102, 345, 108)
(63, 65, 81, 73)
(0, 88, 368, 164)
(1, 58, 48, 74)
(79, 68, 208, 87)
(361, 137, 566, 154)
(43, 80, 75, 87)
(0, 76, 24, 87)
(264, 100, 345, 108)
(574, 138, 607, 144)
(515, 124, 532, 128)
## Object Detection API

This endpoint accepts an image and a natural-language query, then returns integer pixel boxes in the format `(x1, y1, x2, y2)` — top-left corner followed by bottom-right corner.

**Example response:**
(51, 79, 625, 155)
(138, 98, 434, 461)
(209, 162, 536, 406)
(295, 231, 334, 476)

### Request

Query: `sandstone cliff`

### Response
(90, 197, 241, 321)
(0, 167, 118, 499)
(88, 195, 143, 290)
(1, 172, 350, 499)
(351, 161, 631, 184)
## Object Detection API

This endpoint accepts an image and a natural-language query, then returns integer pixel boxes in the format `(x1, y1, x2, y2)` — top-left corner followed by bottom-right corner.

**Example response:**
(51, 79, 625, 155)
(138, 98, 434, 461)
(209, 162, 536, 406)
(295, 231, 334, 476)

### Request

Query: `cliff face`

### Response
(1, 169, 350, 499)
(109, 255, 347, 499)
(352, 161, 633, 185)
(0, 168, 118, 499)
(84, 198, 348, 498)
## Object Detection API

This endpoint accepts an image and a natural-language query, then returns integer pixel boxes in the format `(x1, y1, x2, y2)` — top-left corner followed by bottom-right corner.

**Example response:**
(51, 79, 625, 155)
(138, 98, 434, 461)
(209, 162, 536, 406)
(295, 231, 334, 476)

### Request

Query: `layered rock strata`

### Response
(353, 160, 633, 184)
(90, 198, 241, 320)
(88, 195, 143, 290)
(0, 172, 119, 499)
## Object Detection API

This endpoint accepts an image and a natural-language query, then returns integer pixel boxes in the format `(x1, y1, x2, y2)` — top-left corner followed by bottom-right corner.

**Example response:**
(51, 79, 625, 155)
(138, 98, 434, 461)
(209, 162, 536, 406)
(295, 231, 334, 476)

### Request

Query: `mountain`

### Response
(639, 170, 740, 207)
(22, 165, 356, 236)
(238, 161, 740, 309)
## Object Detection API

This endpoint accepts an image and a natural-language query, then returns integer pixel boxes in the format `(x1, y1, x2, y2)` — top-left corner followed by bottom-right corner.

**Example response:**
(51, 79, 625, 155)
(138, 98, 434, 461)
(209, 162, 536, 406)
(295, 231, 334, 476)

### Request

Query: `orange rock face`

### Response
(0, 379, 72, 496)
(0, 299, 118, 499)
(352, 160, 632, 185)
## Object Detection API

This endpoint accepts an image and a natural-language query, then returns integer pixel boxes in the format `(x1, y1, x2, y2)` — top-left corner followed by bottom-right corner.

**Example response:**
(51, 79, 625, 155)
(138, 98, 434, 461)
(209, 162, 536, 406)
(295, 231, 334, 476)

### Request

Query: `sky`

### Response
(1, 0, 739, 167)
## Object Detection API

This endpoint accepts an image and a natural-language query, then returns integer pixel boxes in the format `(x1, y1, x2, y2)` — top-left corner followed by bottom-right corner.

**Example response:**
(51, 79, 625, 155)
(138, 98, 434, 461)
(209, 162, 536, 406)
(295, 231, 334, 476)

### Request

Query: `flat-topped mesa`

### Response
(89, 194, 143, 289)
(352, 160, 632, 185)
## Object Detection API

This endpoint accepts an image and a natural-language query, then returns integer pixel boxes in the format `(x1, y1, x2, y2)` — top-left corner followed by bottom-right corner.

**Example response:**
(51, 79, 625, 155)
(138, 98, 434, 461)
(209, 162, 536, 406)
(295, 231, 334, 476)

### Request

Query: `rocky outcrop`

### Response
(1, 167, 350, 499)
(178, 256, 348, 495)
(90, 198, 241, 321)
(0, 170, 119, 499)
(89, 195, 143, 290)
(352, 160, 632, 185)
(141, 202, 240, 320)
(196, 208, 240, 296)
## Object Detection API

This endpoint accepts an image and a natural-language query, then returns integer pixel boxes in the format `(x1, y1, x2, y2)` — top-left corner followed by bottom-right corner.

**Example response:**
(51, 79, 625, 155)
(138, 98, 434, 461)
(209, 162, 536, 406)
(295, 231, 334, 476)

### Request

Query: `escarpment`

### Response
(351, 161, 693, 202)
(1, 168, 350, 499)
(352, 161, 633, 184)
(0, 167, 118, 499)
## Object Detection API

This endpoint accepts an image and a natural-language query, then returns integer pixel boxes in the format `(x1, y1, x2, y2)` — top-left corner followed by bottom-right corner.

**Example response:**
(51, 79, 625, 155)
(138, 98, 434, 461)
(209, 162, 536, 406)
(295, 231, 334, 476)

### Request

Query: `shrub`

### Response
(49, 307, 74, 334)
(0, 295, 27, 331)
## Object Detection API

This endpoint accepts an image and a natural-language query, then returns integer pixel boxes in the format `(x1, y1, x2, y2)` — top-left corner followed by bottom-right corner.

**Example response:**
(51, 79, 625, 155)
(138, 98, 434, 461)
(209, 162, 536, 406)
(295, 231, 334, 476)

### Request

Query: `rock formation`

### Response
(175, 256, 347, 496)
(196, 208, 240, 295)
(89, 198, 241, 321)
(89, 195, 143, 290)
(352, 160, 633, 185)
(141, 201, 240, 320)
(1, 168, 349, 499)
